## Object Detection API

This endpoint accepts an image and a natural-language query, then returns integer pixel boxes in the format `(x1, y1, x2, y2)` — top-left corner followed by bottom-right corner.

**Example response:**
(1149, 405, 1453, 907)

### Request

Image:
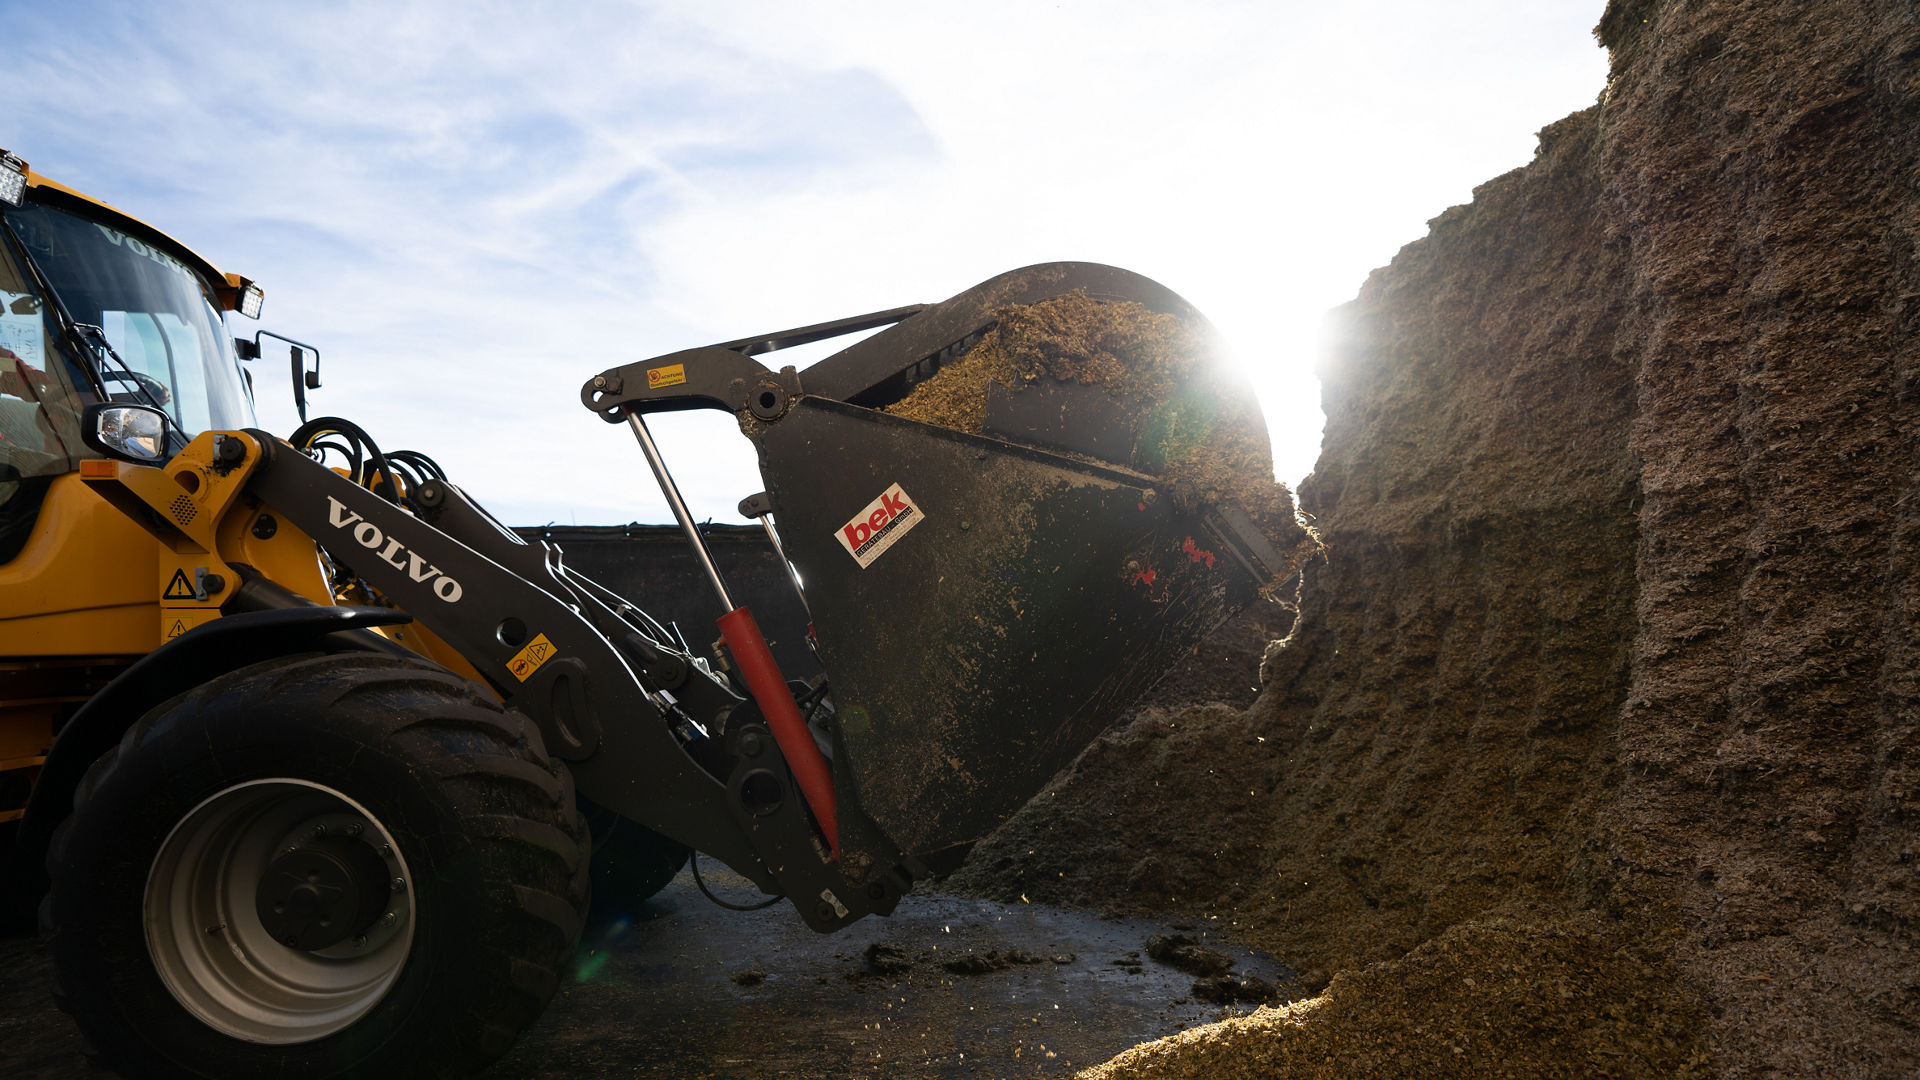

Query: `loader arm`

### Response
(80, 428, 908, 931)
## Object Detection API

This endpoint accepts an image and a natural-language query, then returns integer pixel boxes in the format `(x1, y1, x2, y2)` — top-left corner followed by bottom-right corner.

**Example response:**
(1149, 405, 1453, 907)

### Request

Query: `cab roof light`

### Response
(0, 150, 27, 207)
(223, 273, 265, 319)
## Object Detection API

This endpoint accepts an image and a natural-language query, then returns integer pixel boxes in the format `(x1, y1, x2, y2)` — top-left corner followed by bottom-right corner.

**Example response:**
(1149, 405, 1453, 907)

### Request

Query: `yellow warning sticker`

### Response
(507, 633, 557, 683)
(646, 363, 687, 390)
(160, 609, 218, 641)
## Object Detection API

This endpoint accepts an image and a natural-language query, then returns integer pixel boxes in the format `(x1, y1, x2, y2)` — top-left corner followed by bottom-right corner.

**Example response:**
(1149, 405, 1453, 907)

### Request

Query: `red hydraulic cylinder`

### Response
(716, 605, 840, 859)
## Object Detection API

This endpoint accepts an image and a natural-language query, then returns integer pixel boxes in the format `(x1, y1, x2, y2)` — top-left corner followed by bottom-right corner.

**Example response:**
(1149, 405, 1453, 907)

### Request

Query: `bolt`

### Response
(740, 731, 765, 757)
(378, 844, 393, 858)
(381, 911, 397, 927)
(816, 903, 836, 922)
(353, 935, 368, 948)
(346, 822, 363, 837)
(311, 824, 328, 838)
(213, 435, 246, 467)
(593, 375, 606, 389)
(391, 877, 406, 894)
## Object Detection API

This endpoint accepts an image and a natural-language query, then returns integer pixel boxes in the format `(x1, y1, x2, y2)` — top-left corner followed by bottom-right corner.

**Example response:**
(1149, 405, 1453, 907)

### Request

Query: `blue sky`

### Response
(4, 0, 1610, 526)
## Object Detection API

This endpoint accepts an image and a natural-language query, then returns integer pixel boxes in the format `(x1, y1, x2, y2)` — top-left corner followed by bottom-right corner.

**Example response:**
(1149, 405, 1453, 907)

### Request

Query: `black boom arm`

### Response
(241, 434, 907, 930)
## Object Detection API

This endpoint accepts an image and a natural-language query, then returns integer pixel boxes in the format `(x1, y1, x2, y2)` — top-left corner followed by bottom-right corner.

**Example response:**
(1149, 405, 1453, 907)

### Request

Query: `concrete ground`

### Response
(1, 865, 1295, 1079)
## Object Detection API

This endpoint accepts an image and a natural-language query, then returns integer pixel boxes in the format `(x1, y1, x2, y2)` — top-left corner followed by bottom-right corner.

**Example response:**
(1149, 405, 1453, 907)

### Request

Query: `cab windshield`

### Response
(1, 200, 254, 448)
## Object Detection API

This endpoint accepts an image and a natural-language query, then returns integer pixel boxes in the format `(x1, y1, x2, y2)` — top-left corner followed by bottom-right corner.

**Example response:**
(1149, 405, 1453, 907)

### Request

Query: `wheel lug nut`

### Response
(381, 911, 397, 927)
(392, 878, 406, 894)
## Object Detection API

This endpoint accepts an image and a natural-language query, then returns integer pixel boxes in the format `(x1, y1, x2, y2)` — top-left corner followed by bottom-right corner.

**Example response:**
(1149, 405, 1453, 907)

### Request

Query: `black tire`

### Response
(580, 795, 689, 924)
(45, 652, 589, 1079)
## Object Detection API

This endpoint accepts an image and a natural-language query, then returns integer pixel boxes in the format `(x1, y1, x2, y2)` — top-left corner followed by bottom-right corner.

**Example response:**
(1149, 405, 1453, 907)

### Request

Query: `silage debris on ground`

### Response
(882, 290, 1320, 589)
(1078, 913, 1709, 1080)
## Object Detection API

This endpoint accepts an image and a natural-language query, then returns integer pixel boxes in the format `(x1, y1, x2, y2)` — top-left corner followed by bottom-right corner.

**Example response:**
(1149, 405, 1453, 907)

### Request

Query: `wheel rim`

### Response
(145, 779, 416, 1044)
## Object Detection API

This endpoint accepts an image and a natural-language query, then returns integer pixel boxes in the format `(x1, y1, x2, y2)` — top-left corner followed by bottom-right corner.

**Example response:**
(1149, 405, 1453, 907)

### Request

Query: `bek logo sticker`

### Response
(835, 483, 921, 568)
(646, 363, 687, 390)
(508, 633, 557, 683)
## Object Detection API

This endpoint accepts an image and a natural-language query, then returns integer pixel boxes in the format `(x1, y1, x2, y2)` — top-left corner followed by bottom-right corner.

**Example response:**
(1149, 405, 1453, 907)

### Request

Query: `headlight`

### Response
(223, 273, 265, 319)
(0, 150, 27, 207)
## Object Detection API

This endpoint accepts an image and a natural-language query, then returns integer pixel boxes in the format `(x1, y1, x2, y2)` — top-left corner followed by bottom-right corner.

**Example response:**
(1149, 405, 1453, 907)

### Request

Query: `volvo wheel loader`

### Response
(0, 149, 1305, 1079)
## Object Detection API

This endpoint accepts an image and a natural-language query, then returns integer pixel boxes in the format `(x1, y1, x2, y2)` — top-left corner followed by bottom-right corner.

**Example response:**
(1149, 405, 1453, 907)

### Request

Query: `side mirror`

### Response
(236, 330, 323, 424)
(82, 402, 169, 464)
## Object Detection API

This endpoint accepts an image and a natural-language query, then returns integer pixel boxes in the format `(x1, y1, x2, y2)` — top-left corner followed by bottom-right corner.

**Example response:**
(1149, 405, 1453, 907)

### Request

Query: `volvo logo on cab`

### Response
(325, 496, 464, 602)
(835, 483, 921, 569)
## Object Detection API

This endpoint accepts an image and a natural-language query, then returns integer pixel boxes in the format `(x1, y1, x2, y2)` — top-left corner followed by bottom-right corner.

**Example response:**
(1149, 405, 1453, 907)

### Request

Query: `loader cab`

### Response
(0, 174, 257, 560)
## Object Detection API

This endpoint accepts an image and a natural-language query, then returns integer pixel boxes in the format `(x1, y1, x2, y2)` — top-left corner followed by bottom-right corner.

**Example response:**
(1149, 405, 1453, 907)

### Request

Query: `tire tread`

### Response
(45, 651, 589, 1080)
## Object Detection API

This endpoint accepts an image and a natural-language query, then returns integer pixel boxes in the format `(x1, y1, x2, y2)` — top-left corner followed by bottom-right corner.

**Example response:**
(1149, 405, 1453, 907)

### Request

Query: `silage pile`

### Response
(1081, 913, 1705, 1080)
(950, 1, 1920, 1075)
(884, 291, 1318, 588)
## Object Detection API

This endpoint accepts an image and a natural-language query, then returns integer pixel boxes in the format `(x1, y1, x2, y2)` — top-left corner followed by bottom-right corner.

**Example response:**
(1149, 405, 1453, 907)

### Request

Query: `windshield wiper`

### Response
(0, 212, 187, 451)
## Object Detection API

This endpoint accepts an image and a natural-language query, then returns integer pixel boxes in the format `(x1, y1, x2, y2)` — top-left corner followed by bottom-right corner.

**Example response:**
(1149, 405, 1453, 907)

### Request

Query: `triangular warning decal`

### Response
(163, 569, 196, 600)
(165, 620, 187, 639)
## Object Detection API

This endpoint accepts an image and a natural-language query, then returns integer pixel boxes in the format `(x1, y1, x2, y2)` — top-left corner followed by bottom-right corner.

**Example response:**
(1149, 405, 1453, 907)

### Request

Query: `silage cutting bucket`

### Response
(584, 263, 1300, 862)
